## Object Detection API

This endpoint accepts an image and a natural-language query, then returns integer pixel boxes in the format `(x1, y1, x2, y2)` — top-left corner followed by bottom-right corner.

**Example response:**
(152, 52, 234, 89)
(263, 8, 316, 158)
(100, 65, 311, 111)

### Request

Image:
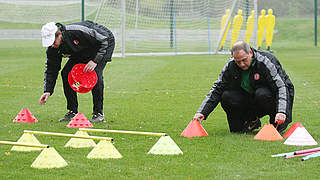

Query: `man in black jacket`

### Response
(193, 41, 294, 133)
(39, 21, 115, 123)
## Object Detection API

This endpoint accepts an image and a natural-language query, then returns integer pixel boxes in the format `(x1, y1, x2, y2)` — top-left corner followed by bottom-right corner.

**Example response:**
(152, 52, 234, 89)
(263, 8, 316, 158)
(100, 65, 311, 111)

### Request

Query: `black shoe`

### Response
(273, 123, 287, 134)
(245, 117, 261, 132)
(58, 111, 76, 122)
(90, 113, 106, 123)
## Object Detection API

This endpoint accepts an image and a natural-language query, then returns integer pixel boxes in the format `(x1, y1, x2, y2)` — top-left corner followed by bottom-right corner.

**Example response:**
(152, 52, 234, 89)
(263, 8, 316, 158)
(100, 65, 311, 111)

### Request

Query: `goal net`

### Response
(0, 0, 100, 24)
(0, 0, 257, 56)
(94, 0, 258, 56)
(0, 0, 99, 40)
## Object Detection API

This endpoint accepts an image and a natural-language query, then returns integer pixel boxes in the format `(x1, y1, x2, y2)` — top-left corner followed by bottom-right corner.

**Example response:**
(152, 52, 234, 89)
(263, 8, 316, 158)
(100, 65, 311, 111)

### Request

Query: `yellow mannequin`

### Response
(257, 9, 266, 49)
(265, 9, 275, 50)
(245, 10, 255, 45)
(230, 9, 244, 48)
(219, 9, 231, 50)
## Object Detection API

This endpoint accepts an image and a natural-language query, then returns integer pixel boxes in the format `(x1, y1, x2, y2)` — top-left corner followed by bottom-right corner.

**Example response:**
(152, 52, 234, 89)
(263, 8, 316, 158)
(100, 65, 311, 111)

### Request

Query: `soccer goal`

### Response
(0, 0, 257, 56)
(0, 0, 100, 24)
(0, 0, 100, 40)
(94, 0, 258, 57)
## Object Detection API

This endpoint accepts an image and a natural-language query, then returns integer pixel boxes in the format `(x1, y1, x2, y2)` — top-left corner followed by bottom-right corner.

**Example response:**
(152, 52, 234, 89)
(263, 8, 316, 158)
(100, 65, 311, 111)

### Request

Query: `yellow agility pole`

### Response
(24, 130, 113, 142)
(0, 140, 68, 168)
(0, 140, 49, 148)
(79, 128, 167, 137)
(79, 128, 182, 155)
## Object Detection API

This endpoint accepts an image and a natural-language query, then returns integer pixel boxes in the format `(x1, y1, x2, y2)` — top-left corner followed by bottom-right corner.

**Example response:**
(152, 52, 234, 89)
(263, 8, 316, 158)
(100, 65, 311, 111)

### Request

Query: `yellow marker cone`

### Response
(31, 147, 68, 169)
(147, 136, 183, 155)
(65, 130, 96, 148)
(87, 140, 122, 159)
(11, 133, 43, 152)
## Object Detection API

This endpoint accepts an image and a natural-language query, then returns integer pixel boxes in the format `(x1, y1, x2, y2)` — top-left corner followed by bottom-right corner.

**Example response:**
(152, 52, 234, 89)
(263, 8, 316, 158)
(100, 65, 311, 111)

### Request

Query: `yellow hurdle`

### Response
(0, 140, 49, 148)
(79, 128, 167, 137)
(24, 130, 113, 142)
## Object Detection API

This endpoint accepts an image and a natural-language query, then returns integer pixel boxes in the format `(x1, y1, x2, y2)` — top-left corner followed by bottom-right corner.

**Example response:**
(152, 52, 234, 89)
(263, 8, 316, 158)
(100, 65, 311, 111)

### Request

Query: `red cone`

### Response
(180, 120, 209, 138)
(67, 113, 93, 128)
(283, 122, 303, 138)
(13, 108, 38, 123)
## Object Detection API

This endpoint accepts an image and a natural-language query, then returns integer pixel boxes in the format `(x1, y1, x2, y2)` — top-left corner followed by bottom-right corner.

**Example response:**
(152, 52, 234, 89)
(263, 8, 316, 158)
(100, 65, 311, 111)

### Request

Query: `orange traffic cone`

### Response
(254, 124, 283, 141)
(180, 119, 209, 138)
(13, 109, 38, 123)
(67, 113, 92, 128)
(283, 122, 303, 138)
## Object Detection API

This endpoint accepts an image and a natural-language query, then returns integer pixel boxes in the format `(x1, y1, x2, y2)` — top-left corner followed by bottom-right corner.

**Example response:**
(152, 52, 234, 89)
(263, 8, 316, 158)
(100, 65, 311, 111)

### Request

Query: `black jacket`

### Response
(197, 48, 294, 122)
(43, 20, 114, 95)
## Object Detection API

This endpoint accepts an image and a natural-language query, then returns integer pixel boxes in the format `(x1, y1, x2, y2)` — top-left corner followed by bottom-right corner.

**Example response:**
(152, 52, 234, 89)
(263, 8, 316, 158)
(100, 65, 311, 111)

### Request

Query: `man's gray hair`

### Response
(231, 41, 251, 55)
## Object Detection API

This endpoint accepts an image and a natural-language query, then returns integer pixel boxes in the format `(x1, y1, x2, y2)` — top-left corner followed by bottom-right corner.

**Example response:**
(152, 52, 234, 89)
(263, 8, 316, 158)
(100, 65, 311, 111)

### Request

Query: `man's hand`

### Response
(275, 112, 286, 125)
(193, 113, 205, 123)
(84, 60, 97, 72)
(39, 92, 51, 104)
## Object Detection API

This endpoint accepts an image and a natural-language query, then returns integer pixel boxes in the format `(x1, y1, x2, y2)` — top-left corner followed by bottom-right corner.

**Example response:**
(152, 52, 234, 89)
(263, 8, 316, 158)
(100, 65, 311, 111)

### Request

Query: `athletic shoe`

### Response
(90, 113, 106, 123)
(58, 111, 76, 122)
(245, 117, 261, 132)
(274, 123, 287, 134)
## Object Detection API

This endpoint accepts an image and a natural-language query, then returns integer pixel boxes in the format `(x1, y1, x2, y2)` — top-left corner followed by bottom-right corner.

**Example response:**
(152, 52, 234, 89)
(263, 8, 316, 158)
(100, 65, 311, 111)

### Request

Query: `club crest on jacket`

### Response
(254, 73, 260, 80)
(73, 40, 79, 45)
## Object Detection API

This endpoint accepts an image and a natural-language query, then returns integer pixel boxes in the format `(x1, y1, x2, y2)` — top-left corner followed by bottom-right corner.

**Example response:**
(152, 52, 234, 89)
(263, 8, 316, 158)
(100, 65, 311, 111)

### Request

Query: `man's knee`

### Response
(255, 87, 273, 103)
(221, 90, 246, 108)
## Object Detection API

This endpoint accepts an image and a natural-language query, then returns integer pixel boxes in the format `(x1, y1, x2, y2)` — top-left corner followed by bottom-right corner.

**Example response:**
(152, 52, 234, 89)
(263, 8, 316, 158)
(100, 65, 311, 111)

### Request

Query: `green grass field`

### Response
(0, 18, 320, 179)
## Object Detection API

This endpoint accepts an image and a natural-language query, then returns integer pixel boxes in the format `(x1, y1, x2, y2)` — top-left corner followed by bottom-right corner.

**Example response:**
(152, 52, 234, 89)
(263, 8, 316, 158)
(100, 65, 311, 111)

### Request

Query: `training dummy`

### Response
(257, 9, 266, 49)
(265, 9, 275, 51)
(245, 10, 255, 45)
(230, 9, 244, 48)
(218, 9, 231, 51)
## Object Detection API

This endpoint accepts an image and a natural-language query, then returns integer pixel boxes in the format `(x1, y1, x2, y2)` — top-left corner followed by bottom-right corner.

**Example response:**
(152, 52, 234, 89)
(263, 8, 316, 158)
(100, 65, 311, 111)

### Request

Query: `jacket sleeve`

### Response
(257, 53, 292, 115)
(197, 61, 231, 119)
(43, 48, 62, 95)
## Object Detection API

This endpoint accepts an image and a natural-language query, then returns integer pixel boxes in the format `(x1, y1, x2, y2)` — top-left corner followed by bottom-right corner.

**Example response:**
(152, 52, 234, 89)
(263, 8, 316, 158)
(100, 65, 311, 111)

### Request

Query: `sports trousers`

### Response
(61, 59, 107, 114)
(60, 38, 114, 114)
(220, 87, 289, 132)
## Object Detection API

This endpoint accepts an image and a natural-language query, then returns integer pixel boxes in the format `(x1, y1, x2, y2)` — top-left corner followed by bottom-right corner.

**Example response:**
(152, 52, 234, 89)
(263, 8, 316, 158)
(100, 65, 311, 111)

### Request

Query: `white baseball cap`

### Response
(41, 22, 58, 47)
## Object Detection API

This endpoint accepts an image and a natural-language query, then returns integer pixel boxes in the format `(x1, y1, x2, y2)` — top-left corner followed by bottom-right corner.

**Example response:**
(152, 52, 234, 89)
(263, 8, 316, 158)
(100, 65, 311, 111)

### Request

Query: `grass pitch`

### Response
(0, 20, 320, 179)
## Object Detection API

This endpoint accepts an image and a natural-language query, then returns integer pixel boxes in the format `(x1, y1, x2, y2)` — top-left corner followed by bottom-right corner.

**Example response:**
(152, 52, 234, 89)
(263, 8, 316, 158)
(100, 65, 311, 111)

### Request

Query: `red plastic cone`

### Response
(180, 120, 209, 138)
(283, 122, 303, 138)
(67, 113, 93, 128)
(13, 109, 38, 123)
(254, 124, 283, 141)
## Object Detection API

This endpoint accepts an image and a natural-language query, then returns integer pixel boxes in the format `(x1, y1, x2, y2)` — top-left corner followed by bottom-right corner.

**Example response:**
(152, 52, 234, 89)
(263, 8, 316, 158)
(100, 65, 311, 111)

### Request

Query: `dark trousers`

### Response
(220, 87, 289, 132)
(61, 60, 107, 114)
